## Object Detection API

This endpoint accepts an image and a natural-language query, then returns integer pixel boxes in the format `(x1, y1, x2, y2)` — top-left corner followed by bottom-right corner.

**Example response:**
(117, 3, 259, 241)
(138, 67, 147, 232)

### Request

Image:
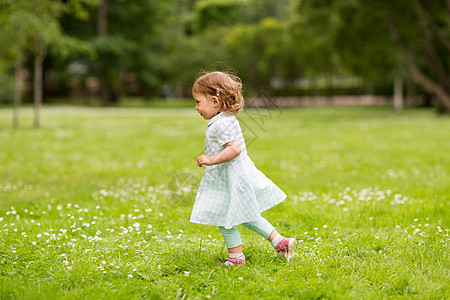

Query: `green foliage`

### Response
(168, 27, 230, 88)
(0, 0, 97, 105)
(332, 1, 401, 81)
(1, 0, 448, 108)
(64, 0, 100, 21)
(195, 0, 243, 32)
(225, 18, 290, 92)
(0, 106, 449, 298)
(290, 0, 341, 76)
(0, 0, 96, 57)
(87, 0, 174, 94)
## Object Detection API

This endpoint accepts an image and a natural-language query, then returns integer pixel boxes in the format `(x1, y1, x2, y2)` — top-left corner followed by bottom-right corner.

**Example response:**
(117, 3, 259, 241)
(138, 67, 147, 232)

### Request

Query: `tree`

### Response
(176, 0, 296, 95)
(388, 0, 450, 113)
(296, 0, 450, 112)
(0, 1, 34, 127)
(60, 0, 174, 105)
(0, 0, 96, 127)
(225, 18, 290, 94)
(195, 0, 243, 32)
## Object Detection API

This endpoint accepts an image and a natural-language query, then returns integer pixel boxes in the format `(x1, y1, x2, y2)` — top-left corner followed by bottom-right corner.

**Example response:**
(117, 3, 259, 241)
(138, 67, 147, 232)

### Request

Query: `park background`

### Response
(1, 0, 450, 118)
(1, 0, 449, 299)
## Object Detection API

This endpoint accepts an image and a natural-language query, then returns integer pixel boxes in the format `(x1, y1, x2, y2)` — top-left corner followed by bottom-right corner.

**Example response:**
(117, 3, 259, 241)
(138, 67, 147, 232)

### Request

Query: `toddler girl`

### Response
(190, 71, 296, 266)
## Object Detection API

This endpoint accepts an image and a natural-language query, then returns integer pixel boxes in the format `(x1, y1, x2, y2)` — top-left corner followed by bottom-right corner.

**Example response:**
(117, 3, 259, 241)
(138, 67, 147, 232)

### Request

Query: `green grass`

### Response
(0, 105, 449, 299)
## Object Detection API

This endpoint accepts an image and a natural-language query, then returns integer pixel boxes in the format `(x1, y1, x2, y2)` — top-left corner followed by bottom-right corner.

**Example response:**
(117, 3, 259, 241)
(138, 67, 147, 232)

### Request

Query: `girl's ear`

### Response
(211, 96, 221, 107)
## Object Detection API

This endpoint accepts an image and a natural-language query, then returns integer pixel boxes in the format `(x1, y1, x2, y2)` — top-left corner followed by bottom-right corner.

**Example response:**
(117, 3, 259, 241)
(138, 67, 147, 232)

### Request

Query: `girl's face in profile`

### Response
(193, 93, 221, 120)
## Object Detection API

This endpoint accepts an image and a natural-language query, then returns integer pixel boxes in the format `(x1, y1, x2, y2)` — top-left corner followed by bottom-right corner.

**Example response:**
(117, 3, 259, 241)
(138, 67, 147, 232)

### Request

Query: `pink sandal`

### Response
(275, 238, 297, 261)
(221, 256, 246, 267)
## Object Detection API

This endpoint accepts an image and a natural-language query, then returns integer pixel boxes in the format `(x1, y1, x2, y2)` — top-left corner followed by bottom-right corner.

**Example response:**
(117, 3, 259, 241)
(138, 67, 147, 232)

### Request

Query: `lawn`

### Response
(0, 105, 449, 299)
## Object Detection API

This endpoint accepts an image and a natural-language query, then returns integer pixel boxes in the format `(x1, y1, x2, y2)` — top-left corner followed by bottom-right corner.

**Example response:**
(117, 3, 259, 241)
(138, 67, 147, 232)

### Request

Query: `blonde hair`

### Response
(192, 71, 244, 115)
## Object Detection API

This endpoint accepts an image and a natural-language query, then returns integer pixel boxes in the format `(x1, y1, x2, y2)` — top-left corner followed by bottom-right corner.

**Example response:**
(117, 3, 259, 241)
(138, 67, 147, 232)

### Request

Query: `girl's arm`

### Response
(197, 141, 241, 167)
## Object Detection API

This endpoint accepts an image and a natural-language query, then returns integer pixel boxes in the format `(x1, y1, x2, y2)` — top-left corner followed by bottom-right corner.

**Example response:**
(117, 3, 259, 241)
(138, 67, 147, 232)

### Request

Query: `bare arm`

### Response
(197, 141, 241, 167)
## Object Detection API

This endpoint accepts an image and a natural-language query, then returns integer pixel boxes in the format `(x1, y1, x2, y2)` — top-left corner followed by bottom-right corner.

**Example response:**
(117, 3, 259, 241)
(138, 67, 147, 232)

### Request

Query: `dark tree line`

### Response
(0, 0, 449, 125)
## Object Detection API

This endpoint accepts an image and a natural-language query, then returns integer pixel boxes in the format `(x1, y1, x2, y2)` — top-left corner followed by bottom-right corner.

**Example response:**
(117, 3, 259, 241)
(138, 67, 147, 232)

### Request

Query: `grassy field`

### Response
(0, 105, 449, 299)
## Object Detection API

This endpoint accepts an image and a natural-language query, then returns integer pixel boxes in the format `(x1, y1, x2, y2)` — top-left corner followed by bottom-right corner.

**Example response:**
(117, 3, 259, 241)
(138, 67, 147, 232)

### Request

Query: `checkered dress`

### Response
(190, 112, 287, 229)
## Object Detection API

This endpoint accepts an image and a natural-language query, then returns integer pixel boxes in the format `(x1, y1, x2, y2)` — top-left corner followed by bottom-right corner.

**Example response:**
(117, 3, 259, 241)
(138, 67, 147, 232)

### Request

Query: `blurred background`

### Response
(0, 0, 449, 115)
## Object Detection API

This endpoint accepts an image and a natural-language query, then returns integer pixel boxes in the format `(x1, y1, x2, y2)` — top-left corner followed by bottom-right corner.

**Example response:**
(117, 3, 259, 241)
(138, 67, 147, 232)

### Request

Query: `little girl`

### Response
(190, 72, 297, 266)
(190, 71, 296, 266)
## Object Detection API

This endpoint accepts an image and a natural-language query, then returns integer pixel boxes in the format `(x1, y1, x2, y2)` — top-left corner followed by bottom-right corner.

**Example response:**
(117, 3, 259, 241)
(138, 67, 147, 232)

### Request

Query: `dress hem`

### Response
(189, 196, 286, 229)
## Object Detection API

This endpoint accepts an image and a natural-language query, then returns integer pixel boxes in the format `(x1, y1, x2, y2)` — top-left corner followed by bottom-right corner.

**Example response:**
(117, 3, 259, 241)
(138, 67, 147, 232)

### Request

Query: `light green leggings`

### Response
(218, 218, 276, 248)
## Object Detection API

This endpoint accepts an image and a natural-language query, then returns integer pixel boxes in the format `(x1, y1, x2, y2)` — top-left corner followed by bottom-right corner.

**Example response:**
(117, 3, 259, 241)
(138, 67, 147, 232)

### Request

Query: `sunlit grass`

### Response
(0, 106, 449, 299)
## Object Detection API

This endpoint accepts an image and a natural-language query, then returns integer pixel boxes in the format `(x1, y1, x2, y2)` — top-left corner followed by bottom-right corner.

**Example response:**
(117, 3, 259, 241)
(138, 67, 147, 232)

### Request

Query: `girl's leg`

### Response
(268, 230, 279, 242)
(218, 226, 245, 265)
(242, 218, 276, 240)
(243, 218, 297, 261)
(218, 226, 242, 249)
(242, 218, 281, 247)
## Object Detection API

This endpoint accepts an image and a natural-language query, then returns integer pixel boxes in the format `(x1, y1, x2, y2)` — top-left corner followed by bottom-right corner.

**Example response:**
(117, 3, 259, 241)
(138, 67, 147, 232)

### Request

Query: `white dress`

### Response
(190, 112, 287, 229)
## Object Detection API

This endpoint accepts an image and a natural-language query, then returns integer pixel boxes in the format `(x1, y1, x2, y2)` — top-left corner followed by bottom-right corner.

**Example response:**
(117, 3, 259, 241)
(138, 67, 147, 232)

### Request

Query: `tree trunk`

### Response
(394, 76, 403, 113)
(387, 19, 450, 113)
(414, 6, 450, 94)
(98, 0, 107, 36)
(403, 51, 450, 113)
(34, 41, 46, 128)
(33, 0, 47, 127)
(418, 0, 450, 52)
(13, 57, 22, 128)
(100, 80, 118, 106)
(97, 0, 117, 106)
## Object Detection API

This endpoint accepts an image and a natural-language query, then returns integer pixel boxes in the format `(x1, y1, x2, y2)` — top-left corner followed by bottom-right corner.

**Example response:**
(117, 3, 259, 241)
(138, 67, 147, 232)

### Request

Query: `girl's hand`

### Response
(197, 155, 213, 167)
(197, 141, 241, 167)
